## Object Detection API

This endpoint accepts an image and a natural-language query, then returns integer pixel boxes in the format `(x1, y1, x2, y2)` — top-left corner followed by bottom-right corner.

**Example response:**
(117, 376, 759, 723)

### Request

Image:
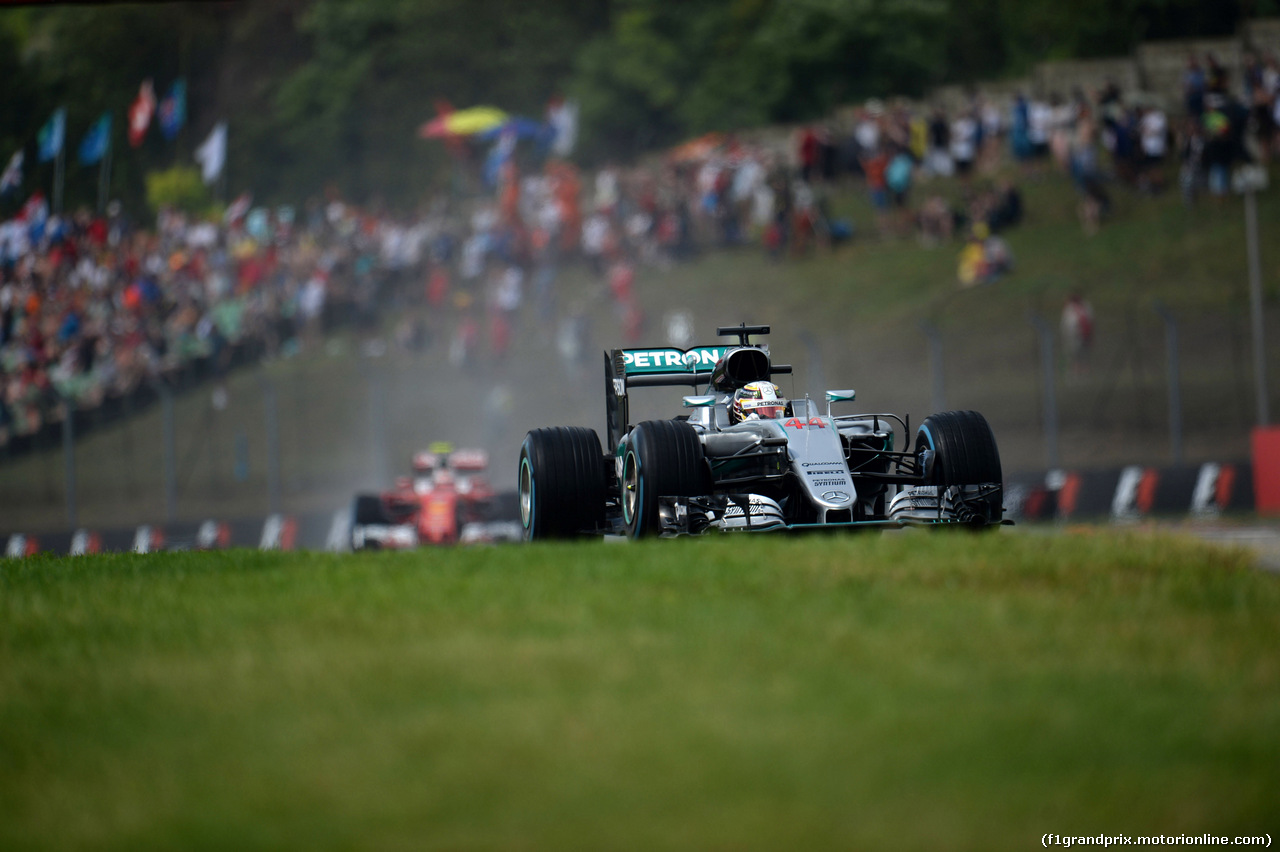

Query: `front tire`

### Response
(916, 410, 1003, 525)
(350, 494, 391, 551)
(622, 420, 711, 538)
(519, 427, 606, 540)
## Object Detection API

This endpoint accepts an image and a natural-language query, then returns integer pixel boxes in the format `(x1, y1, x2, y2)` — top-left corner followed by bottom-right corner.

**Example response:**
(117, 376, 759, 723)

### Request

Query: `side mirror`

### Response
(825, 389, 856, 417)
(682, 395, 716, 408)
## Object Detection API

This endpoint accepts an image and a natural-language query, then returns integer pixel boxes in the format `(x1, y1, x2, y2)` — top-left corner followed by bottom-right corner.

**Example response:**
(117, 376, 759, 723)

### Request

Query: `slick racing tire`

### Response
(519, 427, 607, 540)
(622, 420, 712, 538)
(350, 494, 391, 551)
(352, 495, 391, 525)
(916, 410, 1004, 526)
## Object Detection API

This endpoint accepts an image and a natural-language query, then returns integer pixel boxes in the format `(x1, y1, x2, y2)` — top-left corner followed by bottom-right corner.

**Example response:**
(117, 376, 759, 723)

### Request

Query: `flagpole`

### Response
(54, 141, 64, 216)
(98, 140, 111, 214)
(218, 124, 228, 206)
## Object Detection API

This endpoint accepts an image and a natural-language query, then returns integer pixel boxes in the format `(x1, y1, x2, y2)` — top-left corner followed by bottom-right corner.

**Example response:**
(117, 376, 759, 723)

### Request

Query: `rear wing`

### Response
(614, 346, 726, 385)
(448, 448, 489, 472)
(603, 332, 791, 451)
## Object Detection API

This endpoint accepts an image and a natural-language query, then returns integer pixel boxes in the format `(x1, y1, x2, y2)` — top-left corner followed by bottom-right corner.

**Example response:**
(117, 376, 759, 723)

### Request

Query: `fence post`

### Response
(1155, 303, 1184, 466)
(263, 378, 282, 515)
(367, 360, 390, 485)
(1245, 187, 1270, 426)
(1029, 314, 1060, 470)
(62, 396, 77, 529)
(920, 321, 946, 414)
(162, 382, 177, 524)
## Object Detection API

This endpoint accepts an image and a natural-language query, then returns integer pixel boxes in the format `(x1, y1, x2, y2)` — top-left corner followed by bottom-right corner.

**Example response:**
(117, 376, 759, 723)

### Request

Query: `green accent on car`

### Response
(620, 347, 725, 376)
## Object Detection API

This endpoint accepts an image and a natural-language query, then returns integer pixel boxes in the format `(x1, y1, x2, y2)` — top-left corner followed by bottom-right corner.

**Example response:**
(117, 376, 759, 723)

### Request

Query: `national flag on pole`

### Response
(223, 191, 252, 225)
(159, 79, 186, 141)
(128, 80, 156, 147)
(547, 97, 578, 158)
(195, 122, 227, 185)
(0, 150, 22, 196)
(37, 109, 66, 162)
(19, 191, 48, 226)
(78, 113, 112, 165)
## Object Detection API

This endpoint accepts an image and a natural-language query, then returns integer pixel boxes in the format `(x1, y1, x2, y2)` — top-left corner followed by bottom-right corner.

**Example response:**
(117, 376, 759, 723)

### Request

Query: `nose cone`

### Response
(787, 418, 856, 510)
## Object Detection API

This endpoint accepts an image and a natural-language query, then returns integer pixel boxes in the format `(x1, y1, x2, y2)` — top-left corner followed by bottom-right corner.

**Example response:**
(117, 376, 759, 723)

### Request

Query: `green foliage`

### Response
(0, 0, 1255, 210)
(268, 0, 608, 202)
(572, 0, 953, 160)
(945, 0, 1245, 79)
(144, 165, 209, 214)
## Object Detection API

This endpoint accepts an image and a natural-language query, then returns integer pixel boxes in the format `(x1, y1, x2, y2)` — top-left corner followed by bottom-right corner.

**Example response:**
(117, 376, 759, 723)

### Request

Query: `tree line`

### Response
(0, 0, 1264, 215)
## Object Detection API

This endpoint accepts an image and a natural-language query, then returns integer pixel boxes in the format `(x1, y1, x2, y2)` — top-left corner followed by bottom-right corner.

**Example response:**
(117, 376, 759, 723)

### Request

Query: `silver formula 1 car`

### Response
(518, 324, 1008, 539)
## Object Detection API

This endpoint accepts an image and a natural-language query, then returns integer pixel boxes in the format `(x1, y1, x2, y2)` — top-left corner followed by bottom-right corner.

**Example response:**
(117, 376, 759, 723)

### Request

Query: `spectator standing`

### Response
(1178, 116, 1207, 205)
(1049, 93, 1077, 171)
(798, 126, 820, 184)
(855, 104, 882, 162)
(1251, 53, 1279, 164)
(1070, 117, 1110, 235)
(581, 208, 610, 278)
(487, 264, 522, 360)
(979, 96, 1004, 171)
(1202, 96, 1235, 199)
(860, 145, 891, 239)
(927, 107, 952, 177)
(950, 110, 979, 179)
(297, 268, 327, 351)
(1060, 291, 1095, 378)
(1028, 97, 1054, 164)
(766, 169, 792, 260)
(885, 146, 914, 237)
(1185, 57, 1207, 118)
(1011, 93, 1033, 164)
(1138, 105, 1169, 194)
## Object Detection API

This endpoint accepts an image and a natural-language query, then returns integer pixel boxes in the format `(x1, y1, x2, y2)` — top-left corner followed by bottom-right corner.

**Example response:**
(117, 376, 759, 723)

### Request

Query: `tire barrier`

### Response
(1006, 461, 1255, 523)
(258, 514, 298, 551)
(2, 492, 522, 557)
(0, 472, 1260, 555)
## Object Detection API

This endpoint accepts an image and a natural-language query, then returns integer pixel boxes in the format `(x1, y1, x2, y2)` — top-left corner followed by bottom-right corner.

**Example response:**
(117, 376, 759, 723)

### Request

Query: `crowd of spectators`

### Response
(0, 194, 426, 451)
(4, 47, 1277, 453)
(1000, 49, 1280, 230)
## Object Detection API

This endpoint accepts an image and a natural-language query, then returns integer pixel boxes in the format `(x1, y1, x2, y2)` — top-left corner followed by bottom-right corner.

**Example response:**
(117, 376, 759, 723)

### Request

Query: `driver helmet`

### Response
(730, 381, 787, 424)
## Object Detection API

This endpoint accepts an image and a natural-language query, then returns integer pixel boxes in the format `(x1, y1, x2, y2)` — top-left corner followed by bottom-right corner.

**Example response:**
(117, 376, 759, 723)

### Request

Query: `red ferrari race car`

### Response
(348, 444, 521, 550)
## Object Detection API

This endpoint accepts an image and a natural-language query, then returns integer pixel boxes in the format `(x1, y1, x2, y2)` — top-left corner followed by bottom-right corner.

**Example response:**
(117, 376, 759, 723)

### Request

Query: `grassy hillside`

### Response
(3, 166, 1280, 532)
(2, 532, 1277, 850)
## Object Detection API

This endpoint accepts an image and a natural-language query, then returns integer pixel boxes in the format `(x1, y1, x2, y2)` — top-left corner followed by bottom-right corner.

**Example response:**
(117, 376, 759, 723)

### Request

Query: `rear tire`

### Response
(622, 420, 711, 538)
(916, 410, 1003, 525)
(519, 427, 607, 540)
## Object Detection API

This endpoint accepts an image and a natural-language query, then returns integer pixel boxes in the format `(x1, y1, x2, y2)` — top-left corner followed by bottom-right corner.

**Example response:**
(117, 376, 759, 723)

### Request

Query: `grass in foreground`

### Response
(2, 532, 1278, 851)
